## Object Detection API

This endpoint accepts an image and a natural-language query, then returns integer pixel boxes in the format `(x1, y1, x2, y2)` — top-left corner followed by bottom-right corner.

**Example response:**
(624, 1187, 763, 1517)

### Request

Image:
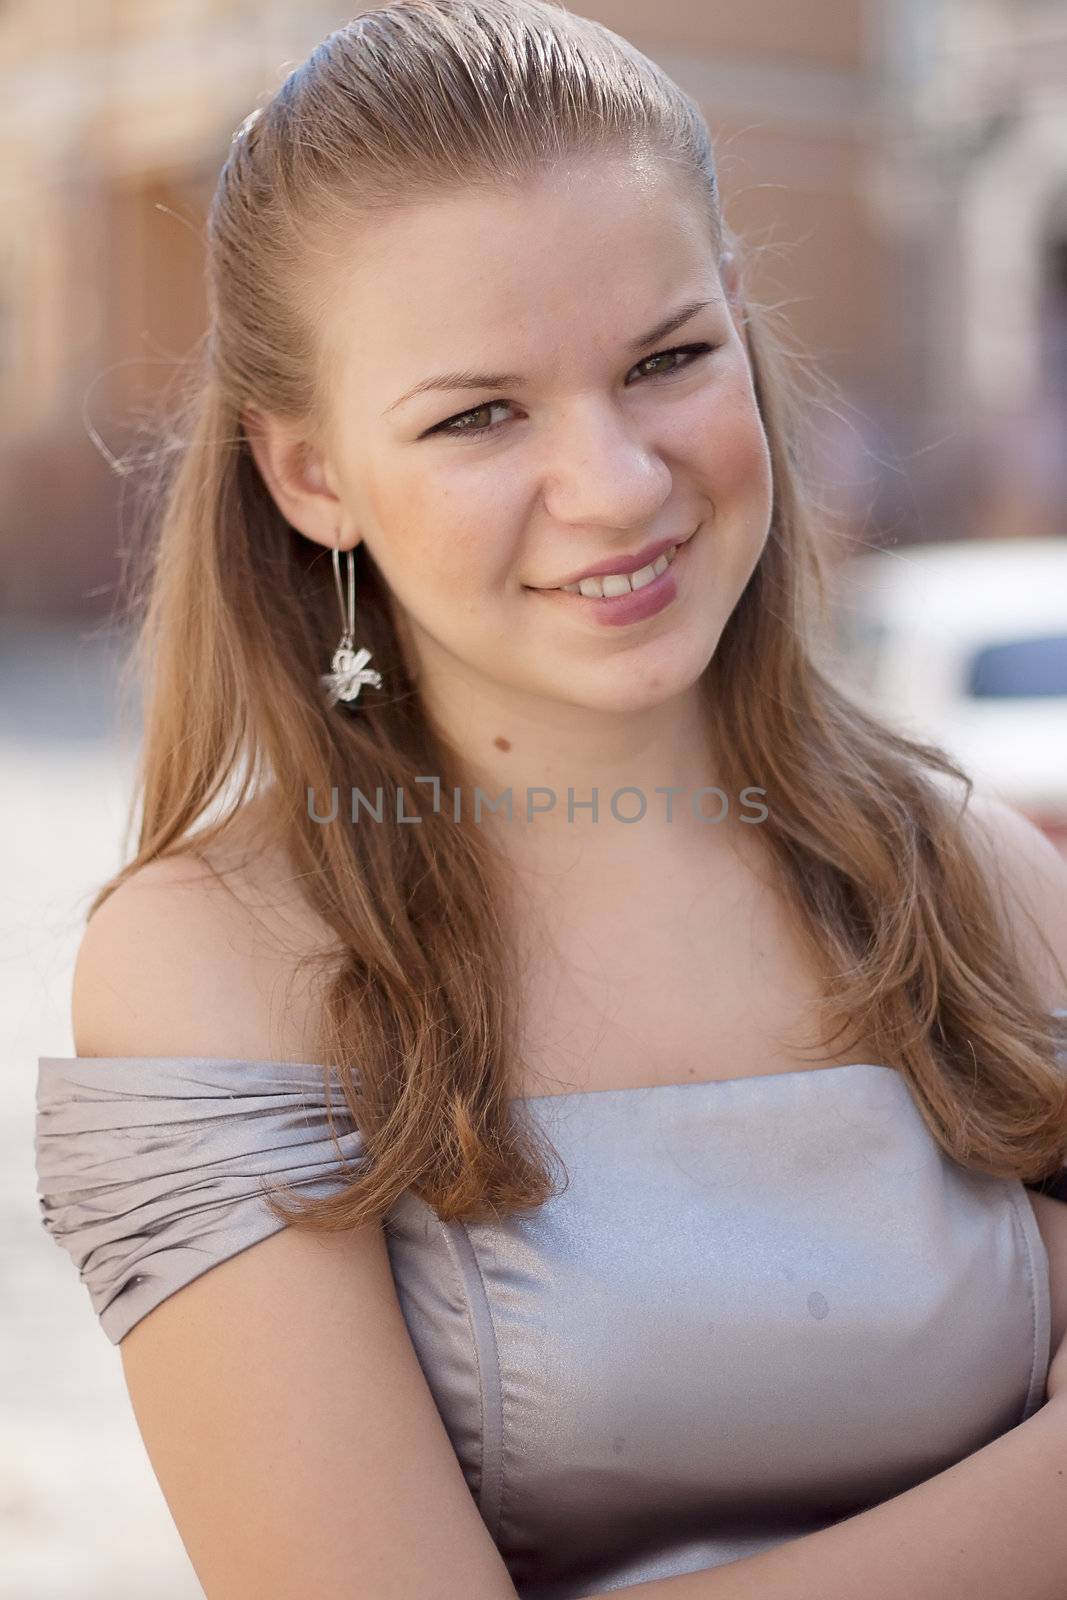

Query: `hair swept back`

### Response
(94, 0, 1067, 1231)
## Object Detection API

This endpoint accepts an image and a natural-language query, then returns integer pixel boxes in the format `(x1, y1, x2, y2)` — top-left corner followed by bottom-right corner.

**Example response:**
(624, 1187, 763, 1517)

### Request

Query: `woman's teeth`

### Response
(559, 543, 679, 598)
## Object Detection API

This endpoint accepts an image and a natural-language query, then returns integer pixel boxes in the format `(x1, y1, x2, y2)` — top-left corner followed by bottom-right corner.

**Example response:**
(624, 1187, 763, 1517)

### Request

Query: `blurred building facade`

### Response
(1, 0, 1064, 620)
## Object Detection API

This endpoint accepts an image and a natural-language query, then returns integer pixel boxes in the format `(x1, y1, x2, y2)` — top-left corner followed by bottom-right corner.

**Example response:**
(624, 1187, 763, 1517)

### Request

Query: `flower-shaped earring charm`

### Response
(322, 642, 382, 705)
(321, 542, 382, 707)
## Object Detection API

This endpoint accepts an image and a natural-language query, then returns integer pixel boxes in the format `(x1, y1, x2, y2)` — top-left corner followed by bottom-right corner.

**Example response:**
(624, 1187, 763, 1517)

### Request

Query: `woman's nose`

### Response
(540, 409, 672, 527)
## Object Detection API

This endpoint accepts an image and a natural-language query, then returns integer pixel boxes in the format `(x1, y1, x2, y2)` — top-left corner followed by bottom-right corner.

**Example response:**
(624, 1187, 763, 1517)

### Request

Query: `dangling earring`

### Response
(320, 540, 383, 708)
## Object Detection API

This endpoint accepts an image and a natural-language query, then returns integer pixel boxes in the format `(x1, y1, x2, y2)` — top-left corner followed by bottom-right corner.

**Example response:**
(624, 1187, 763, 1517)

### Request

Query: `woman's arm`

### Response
(588, 1394, 1067, 1599)
(73, 860, 521, 1600)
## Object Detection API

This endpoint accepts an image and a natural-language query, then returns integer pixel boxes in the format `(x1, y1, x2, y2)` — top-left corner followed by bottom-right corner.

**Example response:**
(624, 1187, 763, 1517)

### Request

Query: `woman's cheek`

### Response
(700, 379, 772, 501)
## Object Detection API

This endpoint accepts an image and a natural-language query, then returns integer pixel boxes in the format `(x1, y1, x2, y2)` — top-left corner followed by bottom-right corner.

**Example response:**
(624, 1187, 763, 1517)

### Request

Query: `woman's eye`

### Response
(428, 341, 716, 441)
(632, 344, 710, 381)
(432, 399, 511, 439)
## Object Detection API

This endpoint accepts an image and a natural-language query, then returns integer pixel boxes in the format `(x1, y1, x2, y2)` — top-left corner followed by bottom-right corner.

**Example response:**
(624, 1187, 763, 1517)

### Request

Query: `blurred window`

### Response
(965, 634, 1067, 698)
(831, 608, 888, 695)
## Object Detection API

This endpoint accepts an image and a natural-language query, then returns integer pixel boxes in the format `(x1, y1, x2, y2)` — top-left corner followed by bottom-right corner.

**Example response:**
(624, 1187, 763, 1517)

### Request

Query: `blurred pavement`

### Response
(1, 620, 202, 1598)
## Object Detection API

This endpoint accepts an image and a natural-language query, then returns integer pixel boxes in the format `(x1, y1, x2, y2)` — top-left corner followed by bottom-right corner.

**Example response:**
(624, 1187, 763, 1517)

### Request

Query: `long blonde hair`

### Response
(96, 0, 1067, 1230)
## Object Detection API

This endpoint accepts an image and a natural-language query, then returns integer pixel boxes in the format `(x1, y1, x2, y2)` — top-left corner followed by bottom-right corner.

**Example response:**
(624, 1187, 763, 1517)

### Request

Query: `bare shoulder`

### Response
(72, 795, 339, 1062)
(89, 801, 520, 1597)
(939, 780, 1067, 1381)
(934, 776, 1067, 1014)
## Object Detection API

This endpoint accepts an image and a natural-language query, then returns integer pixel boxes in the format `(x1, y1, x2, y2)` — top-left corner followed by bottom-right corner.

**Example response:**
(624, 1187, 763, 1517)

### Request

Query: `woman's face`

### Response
(291, 151, 773, 718)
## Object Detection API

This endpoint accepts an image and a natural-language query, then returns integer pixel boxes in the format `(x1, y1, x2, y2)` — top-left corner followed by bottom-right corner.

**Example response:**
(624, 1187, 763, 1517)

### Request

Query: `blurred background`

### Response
(3, 0, 1066, 1594)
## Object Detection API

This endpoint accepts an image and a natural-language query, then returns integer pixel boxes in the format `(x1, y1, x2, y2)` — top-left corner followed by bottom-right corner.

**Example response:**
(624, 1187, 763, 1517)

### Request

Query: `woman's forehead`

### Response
(327, 164, 720, 386)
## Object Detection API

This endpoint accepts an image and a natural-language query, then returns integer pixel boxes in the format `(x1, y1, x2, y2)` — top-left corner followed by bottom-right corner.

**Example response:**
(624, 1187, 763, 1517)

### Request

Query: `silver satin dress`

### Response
(34, 1015, 1067, 1598)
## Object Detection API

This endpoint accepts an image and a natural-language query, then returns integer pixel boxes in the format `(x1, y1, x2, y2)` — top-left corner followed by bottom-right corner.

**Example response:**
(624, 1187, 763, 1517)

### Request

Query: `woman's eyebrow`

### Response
(384, 295, 719, 415)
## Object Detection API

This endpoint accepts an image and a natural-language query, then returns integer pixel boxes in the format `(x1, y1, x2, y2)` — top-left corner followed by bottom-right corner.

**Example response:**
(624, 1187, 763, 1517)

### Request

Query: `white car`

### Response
(828, 538, 1067, 857)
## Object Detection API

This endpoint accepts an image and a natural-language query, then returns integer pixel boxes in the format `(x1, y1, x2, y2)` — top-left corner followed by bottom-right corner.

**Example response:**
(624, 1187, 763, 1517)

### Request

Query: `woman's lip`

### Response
(525, 531, 695, 595)
(525, 526, 696, 627)
(531, 533, 683, 590)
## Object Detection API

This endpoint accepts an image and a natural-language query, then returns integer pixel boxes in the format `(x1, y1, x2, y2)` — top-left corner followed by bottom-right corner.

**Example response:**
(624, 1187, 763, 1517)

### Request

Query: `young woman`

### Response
(34, 3, 1067, 1596)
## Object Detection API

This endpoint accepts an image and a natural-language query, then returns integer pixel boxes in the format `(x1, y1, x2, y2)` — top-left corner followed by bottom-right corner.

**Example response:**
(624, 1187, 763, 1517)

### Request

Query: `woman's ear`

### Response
(240, 407, 347, 552)
(718, 249, 751, 359)
(718, 248, 740, 305)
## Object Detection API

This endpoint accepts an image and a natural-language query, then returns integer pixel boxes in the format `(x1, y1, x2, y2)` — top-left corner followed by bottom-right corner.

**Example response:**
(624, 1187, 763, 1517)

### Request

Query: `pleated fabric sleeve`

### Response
(35, 1056, 367, 1345)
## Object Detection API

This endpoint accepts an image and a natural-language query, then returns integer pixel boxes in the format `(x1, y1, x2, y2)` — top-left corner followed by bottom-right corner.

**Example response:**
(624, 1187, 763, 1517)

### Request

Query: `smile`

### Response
(525, 526, 698, 629)
(553, 541, 681, 597)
